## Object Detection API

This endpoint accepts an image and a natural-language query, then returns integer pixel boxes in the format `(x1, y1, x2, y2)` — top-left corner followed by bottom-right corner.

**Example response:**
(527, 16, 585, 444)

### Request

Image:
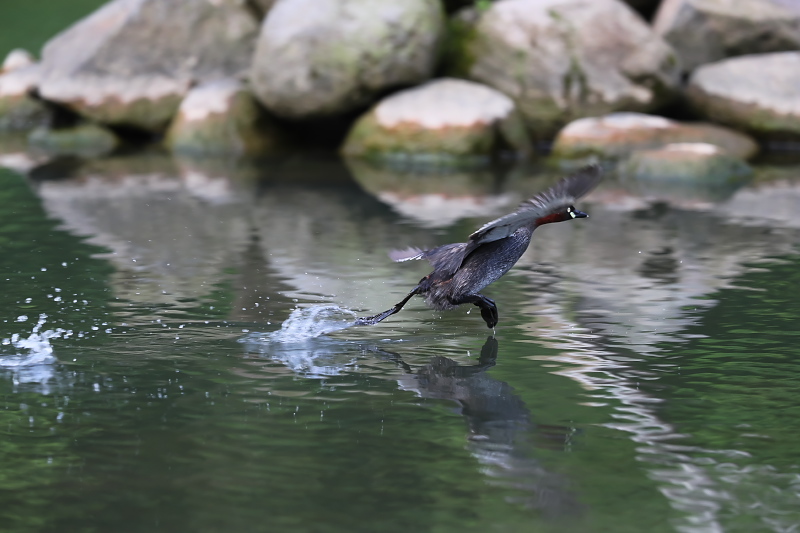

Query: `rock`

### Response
(448, 0, 680, 139)
(250, 0, 444, 119)
(654, 0, 800, 73)
(165, 79, 283, 157)
(0, 65, 50, 131)
(28, 122, 120, 158)
(620, 143, 752, 183)
(687, 52, 800, 138)
(38, 0, 260, 132)
(552, 112, 758, 160)
(342, 78, 530, 166)
(1, 49, 36, 75)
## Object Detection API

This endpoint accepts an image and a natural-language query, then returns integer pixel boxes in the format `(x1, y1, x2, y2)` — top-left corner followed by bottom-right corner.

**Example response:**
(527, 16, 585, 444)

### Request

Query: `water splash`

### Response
(1, 313, 71, 391)
(266, 305, 359, 343)
(238, 305, 362, 377)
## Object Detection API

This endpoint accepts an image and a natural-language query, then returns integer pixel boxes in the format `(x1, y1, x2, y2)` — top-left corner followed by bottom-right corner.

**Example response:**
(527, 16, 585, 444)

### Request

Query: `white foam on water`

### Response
(1, 314, 71, 391)
(266, 305, 359, 344)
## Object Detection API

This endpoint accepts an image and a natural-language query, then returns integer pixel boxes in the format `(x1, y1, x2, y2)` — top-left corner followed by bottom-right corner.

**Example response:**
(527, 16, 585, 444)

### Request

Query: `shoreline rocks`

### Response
(1, 0, 798, 174)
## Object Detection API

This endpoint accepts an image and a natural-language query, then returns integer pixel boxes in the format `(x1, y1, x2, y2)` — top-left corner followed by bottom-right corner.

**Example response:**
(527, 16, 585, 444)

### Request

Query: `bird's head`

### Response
(535, 204, 588, 226)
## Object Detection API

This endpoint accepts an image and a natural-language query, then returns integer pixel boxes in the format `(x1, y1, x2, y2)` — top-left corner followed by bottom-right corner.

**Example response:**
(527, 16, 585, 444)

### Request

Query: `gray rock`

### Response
(687, 52, 800, 138)
(250, 0, 444, 119)
(38, 0, 260, 132)
(0, 64, 50, 131)
(342, 78, 530, 166)
(165, 78, 284, 157)
(552, 112, 758, 160)
(449, 0, 680, 139)
(654, 0, 800, 73)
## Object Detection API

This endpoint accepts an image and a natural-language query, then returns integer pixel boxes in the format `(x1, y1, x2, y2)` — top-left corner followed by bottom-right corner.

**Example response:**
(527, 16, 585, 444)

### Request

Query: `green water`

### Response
(1, 150, 799, 533)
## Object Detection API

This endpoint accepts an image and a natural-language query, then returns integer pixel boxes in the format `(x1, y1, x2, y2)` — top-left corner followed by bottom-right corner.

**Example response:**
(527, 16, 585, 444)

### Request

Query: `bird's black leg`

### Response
(354, 287, 420, 326)
(450, 294, 499, 329)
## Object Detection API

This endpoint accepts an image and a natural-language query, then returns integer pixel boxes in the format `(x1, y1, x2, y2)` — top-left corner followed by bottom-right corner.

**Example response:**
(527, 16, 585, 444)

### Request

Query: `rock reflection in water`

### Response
(346, 157, 517, 228)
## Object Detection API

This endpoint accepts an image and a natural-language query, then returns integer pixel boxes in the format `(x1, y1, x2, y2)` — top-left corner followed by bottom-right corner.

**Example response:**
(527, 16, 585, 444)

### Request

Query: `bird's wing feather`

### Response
(388, 247, 426, 262)
(389, 243, 469, 277)
(468, 164, 602, 247)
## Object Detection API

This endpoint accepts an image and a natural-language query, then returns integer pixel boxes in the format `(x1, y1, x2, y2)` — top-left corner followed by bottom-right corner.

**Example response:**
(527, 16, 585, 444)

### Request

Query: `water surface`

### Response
(1, 148, 799, 533)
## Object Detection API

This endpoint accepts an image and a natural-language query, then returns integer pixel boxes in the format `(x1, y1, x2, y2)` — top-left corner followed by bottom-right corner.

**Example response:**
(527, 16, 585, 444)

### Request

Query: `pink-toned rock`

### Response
(342, 78, 530, 164)
(165, 79, 283, 157)
(552, 112, 758, 160)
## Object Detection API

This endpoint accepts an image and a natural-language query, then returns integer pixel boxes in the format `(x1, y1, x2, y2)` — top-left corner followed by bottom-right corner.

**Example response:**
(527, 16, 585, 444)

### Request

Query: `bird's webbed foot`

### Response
(478, 296, 498, 329)
(451, 294, 499, 329)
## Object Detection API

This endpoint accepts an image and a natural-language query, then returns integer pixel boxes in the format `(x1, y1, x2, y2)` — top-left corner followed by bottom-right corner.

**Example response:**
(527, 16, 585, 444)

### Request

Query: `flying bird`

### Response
(355, 164, 603, 329)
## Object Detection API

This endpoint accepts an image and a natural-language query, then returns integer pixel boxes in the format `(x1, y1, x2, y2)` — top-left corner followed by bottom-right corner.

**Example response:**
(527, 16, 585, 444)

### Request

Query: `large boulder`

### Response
(250, 0, 444, 119)
(687, 52, 800, 138)
(448, 0, 680, 139)
(342, 78, 530, 165)
(165, 78, 283, 157)
(552, 112, 758, 160)
(654, 0, 800, 73)
(38, 0, 260, 132)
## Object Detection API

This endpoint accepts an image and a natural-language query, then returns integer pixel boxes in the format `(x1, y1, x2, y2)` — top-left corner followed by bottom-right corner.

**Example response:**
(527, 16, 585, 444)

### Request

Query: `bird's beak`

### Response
(573, 210, 588, 219)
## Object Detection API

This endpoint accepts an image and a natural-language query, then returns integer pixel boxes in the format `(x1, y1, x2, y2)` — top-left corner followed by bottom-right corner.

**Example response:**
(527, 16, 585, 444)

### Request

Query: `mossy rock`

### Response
(28, 122, 120, 157)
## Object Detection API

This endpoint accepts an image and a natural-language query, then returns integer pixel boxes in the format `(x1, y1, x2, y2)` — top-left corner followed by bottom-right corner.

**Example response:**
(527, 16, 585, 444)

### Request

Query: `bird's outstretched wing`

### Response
(389, 164, 602, 276)
(467, 164, 603, 247)
(389, 243, 469, 275)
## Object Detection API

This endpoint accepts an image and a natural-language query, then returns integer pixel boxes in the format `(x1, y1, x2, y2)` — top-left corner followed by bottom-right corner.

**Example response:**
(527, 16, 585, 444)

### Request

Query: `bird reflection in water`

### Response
(377, 337, 582, 519)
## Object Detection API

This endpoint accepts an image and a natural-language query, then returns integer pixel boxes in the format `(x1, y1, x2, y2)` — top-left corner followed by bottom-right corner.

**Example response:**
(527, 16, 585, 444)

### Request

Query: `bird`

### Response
(354, 164, 603, 329)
